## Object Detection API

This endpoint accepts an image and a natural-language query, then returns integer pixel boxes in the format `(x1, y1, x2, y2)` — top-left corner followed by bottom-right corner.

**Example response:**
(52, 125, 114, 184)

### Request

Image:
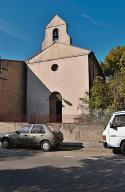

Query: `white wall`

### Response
(27, 55, 89, 120)
(27, 68, 51, 116)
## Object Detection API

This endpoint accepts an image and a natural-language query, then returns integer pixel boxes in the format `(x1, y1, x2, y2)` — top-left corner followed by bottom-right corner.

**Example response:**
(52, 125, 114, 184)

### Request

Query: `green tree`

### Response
(80, 77, 110, 110)
(81, 46, 125, 111)
(108, 67, 125, 110)
(102, 46, 125, 77)
(87, 68, 125, 111)
(89, 76, 111, 109)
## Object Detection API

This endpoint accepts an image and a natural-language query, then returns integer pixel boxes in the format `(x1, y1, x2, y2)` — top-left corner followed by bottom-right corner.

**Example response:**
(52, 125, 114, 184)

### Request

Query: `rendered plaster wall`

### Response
(27, 55, 89, 120)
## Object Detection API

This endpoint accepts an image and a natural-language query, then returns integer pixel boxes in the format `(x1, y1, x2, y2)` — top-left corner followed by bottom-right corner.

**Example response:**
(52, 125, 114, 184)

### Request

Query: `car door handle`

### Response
(25, 135, 28, 136)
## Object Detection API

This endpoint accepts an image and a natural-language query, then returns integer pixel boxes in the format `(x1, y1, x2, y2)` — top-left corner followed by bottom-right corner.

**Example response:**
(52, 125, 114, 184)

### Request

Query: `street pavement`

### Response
(0, 143, 125, 192)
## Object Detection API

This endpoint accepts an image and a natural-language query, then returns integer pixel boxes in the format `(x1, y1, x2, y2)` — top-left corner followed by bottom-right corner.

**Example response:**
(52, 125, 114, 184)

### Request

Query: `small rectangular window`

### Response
(113, 114, 125, 127)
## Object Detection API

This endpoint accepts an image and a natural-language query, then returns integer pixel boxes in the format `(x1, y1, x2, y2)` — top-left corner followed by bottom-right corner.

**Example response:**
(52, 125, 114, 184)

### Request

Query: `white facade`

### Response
(26, 15, 102, 123)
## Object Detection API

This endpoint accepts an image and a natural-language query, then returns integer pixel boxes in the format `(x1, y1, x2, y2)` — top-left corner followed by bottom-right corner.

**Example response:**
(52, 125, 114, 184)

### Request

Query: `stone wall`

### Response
(0, 59, 27, 116)
(51, 123, 104, 143)
(0, 122, 27, 133)
(0, 122, 104, 144)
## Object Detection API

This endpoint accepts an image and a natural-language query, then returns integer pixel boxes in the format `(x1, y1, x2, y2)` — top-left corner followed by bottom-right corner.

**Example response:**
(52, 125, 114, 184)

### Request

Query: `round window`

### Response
(51, 64, 58, 71)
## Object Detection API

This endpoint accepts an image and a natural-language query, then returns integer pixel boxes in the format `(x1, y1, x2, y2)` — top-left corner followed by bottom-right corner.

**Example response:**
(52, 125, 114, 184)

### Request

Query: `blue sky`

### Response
(0, 0, 125, 62)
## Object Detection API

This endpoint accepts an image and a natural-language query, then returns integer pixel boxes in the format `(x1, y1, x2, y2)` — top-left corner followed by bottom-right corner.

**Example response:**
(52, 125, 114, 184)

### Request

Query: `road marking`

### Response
(43, 153, 52, 156)
(64, 155, 75, 158)
(87, 157, 98, 160)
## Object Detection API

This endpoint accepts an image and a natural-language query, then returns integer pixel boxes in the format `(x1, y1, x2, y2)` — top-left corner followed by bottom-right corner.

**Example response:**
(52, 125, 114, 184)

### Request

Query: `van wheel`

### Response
(40, 141, 51, 152)
(2, 139, 10, 149)
(113, 148, 121, 154)
(121, 141, 125, 155)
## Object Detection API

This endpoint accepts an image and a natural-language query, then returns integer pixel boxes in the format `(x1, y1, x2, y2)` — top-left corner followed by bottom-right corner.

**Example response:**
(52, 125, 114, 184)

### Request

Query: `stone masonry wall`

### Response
(0, 59, 27, 116)
(0, 122, 104, 144)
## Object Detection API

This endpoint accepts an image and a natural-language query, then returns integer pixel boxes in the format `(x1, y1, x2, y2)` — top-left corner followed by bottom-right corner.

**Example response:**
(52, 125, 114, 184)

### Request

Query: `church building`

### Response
(26, 15, 103, 123)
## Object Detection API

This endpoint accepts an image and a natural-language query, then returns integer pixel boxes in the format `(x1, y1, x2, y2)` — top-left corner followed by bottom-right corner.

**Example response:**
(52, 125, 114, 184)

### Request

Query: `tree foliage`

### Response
(108, 67, 125, 110)
(81, 46, 125, 111)
(89, 77, 111, 109)
(102, 46, 125, 77)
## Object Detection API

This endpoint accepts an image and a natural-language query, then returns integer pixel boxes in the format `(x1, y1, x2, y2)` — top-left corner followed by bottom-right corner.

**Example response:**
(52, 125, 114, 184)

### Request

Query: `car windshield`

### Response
(17, 125, 31, 133)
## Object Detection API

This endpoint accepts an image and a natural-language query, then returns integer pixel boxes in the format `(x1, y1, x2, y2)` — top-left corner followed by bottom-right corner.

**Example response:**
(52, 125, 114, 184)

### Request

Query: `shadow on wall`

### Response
(1, 155, 125, 191)
(27, 67, 51, 116)
(63, 99, 72, 106)
(27, 67, 73, 119)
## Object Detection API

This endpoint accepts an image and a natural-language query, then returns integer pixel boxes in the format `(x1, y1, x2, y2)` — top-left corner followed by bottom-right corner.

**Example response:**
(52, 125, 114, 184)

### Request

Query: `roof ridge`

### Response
(55, 41, 91, 52)
(26, 42, 56, 62)
(46, 15, 66, 29)
(27, 42, 91, 63)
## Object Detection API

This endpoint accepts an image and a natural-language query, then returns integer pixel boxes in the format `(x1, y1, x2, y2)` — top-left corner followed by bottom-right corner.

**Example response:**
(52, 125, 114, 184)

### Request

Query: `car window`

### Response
(30, 125, 45, 134)
(18, 125, 31, 134)
(113, 114, 125, 127)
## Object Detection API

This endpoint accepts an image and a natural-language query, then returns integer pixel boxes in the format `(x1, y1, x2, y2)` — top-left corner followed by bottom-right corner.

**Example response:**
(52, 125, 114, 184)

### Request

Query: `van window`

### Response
(113, 114, 125, 127)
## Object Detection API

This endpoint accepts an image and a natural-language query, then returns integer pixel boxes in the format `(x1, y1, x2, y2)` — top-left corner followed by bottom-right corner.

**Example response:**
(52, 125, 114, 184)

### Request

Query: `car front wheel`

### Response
(40, 141, 51, 152)
(121, 141, 125, 155)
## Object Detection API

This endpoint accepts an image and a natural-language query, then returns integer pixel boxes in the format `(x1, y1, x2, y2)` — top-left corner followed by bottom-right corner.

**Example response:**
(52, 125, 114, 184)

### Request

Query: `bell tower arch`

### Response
(42, 15, 72, 50)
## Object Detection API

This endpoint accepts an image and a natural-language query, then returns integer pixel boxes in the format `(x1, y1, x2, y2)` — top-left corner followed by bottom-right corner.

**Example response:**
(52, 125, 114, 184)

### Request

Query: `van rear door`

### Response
(109, 114, 125, 147)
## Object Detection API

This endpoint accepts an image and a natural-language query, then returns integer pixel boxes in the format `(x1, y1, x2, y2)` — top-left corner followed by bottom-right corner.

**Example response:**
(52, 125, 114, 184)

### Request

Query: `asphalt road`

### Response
(0, 143, 125, 192)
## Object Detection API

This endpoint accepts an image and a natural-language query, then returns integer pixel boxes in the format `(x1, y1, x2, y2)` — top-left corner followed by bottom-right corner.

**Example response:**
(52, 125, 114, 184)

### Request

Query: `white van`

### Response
(102, 111, 125, 154)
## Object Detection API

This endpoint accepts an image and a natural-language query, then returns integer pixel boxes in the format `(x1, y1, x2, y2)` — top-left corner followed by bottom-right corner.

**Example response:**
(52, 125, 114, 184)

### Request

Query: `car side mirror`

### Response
(110, 122, 118, 130)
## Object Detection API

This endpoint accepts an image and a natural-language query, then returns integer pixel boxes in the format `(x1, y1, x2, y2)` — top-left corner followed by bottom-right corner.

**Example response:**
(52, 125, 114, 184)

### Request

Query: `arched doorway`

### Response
(49, 92, 62, 122)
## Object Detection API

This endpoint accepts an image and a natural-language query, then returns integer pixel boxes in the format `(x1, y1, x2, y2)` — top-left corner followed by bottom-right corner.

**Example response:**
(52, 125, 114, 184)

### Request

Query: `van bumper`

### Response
(103, 142, 108, 148)
(103, 142, 114, 149)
